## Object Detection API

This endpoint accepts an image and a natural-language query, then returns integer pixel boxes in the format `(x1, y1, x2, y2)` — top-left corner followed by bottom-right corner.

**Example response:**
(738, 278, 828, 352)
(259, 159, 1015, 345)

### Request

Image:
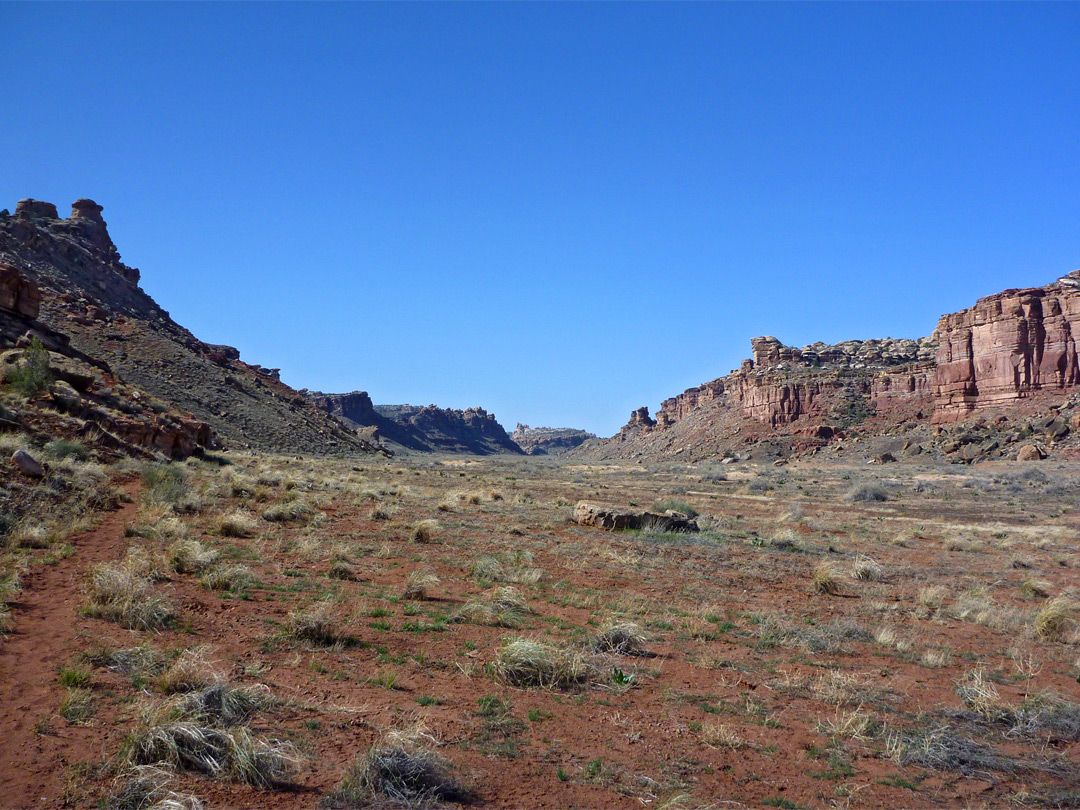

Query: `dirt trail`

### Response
(0, 490, 139, 808)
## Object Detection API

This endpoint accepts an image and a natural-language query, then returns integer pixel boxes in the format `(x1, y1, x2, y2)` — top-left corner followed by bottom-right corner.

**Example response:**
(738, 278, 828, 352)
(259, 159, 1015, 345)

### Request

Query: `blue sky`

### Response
(2, 3, 1078, 436)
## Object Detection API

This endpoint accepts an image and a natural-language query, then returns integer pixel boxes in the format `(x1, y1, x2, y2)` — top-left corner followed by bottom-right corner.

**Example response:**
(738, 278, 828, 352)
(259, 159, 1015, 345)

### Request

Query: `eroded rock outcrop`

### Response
(573, 501, 699, 532)
(0, 263, 42, 319)
(934, 271, 1080, 421)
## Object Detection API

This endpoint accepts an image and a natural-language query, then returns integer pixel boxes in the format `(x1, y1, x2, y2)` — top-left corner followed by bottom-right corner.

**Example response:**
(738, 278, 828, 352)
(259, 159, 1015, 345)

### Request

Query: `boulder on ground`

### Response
(1016, 444, 1046, 461)
(573, 502, 698, 532)
(11, 449, 44, 477)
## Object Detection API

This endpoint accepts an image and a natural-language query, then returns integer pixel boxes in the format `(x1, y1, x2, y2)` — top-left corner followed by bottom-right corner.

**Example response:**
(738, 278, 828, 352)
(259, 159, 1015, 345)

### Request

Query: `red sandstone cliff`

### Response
(934, 271, 1080, 421)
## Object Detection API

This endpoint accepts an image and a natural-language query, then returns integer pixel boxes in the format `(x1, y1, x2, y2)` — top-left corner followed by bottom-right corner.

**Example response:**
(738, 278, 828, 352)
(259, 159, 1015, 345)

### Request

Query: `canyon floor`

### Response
(2, 447, 1079, 810)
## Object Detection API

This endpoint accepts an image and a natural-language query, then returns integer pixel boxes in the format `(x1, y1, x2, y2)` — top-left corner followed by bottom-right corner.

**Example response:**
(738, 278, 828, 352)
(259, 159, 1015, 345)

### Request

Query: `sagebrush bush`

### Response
(5, 337, 53, 396)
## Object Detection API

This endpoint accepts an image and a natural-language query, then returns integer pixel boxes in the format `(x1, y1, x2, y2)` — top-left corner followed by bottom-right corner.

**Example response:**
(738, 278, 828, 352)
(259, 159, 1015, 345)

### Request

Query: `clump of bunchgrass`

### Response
(453, 586, 530, 628)
(812, 562, 841, 595)
(200, 563, 255, 592)
(588, 621, 648, 656)
(844, 483, 888, 503)
(700, 723, 748, 750)
(218, 510, 258, 538)
(261, 498, 314, 523)
(121, 720, 298, 787)
(402, 569, 440, 601)
(157, 647, 219, 695)
(1035, 595, 1077, 642)
(284, 601, 349, 647)
(83, 556, 174, 630)
(469, 551, 543, 585)
(1020, 579, 1053, 599)
(168, 540, 219, 575)
(324, 724, 467, 808)
(412, 520, 440, 544)
(956, 668, 1008, 721)
(493, 638, 595, 690)
(59, 688, 94, 723)
(104, 765, 205, 810)
(851, 554, 883, 582)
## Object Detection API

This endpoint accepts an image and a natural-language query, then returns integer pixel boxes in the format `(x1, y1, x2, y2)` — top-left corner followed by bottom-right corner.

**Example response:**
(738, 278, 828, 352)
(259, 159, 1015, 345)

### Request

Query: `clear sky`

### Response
(2, 3, 1078, 436)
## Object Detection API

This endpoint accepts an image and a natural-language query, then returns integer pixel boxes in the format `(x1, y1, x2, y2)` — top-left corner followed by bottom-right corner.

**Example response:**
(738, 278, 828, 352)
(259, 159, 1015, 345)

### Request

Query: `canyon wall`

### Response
(933, 271, 1080, 421)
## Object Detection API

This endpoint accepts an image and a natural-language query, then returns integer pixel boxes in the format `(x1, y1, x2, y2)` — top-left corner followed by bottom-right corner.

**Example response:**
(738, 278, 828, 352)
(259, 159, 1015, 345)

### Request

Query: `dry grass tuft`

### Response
(324, 724, 467, 809)
(1035, 595, 1077, 642)
(168, 540, 219, 575)
(200, 564, 254, 592)
(851, 554, 883, 582)
(83, 556, 174, 630)
(588, 621, 648, 656)
(700, 723, 748, 750)
(412, 520, 440, 544)
(454, 586, 530, 628)
(811, 562, 841, 595)
(158, 647, 219, 695)
(219, 510, 258, 538)
(285, 601, 345, 646)
(402, 569, 440, 601)
(493, 638, 595, 690)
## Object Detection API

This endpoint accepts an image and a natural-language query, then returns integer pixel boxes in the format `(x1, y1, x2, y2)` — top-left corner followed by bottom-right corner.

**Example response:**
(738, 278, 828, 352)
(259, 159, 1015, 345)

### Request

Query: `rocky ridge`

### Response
(0, 199, 379, 456)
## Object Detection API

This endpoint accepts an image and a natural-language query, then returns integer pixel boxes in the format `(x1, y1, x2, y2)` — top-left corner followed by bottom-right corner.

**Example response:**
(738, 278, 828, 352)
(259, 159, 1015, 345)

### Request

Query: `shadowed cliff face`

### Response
(0, 199, 379, 456)
(934, 271, 1080, 421)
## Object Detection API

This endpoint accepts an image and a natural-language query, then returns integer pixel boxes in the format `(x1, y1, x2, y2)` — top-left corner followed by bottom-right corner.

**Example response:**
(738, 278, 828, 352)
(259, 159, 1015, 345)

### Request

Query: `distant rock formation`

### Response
(311, 392, 523, 455)
(511, 424, 595, 455)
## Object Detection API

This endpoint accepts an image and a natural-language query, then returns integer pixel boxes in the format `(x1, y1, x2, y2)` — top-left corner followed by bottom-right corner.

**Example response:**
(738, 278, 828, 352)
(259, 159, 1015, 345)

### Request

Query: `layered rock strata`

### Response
(934, 271, 1080, 420)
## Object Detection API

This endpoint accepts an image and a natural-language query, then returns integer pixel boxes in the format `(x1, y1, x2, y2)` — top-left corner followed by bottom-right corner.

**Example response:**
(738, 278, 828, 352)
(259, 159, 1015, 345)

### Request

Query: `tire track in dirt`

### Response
(0, 488, 139, 808)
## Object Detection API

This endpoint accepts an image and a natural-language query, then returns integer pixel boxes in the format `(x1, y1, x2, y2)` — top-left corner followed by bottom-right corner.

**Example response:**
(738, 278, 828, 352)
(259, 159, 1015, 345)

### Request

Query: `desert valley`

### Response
(0, 198, 1078, 810)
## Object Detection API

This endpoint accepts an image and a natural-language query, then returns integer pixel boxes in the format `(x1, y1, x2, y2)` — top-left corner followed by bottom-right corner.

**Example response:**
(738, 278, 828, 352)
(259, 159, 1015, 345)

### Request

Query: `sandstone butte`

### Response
(617, 270, 1080, 438)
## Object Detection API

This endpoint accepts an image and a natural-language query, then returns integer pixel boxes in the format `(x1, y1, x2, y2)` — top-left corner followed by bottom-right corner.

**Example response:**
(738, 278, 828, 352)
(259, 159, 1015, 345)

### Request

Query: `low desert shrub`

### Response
(844, 483, 888, 503)
(6, 337, 53, 396)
